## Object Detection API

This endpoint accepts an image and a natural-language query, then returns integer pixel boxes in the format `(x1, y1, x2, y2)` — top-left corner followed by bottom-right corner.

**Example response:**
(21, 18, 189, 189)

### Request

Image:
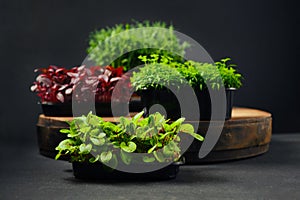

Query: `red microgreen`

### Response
(31, 65, 130, 103)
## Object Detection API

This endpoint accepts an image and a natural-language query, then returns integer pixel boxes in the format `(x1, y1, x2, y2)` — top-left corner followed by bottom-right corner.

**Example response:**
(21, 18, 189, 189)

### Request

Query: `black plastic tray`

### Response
(40, 101, 143, 117)
(72, 161, 181, 181)
(140, 88, 235, 120)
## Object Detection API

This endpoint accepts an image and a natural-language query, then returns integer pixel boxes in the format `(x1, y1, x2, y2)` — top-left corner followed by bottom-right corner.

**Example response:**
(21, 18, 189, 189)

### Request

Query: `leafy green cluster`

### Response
(130, 54, 243, 91)
(55, 111, 203, 166)
(215, 58, 242, 89)
(87, 21, 190, 70)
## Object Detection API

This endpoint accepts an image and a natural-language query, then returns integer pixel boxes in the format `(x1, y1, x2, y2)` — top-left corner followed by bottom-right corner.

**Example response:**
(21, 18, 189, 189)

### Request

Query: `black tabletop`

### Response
(1, 134, 299, 200)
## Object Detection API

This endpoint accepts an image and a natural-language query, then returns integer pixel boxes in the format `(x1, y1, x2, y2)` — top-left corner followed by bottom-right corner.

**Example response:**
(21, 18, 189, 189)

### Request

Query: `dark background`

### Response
(0, 0, 299, 143)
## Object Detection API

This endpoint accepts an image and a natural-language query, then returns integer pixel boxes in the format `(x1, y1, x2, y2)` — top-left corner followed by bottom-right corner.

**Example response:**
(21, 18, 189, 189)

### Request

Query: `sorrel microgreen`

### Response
(55, 111, 203, 167)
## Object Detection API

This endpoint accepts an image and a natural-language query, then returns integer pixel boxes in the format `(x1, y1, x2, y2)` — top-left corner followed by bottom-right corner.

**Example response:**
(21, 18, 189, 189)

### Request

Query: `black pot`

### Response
(72, 161, 181, 181)
(225, 88, 235, 119)
(194, 88, 235, 120)
(140, 88, 235, 120)
(128, 95, 144, 112)
(40, 102, 132, 117)
(139, 88, 181, 119)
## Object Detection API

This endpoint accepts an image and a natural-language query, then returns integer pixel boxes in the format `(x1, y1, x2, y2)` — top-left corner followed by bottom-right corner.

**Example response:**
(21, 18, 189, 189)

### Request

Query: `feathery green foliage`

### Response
(130, 54, 243, 90)
(87, 21, 190, 70)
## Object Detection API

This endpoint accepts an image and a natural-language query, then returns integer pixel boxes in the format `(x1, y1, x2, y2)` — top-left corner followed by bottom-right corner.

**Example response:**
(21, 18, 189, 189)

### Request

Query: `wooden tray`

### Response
(183, 107, 272, 163)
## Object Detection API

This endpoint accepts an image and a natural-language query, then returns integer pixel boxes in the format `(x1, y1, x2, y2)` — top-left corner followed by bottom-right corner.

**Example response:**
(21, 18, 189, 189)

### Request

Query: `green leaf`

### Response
(55, 139, 75, 151)
(102, 121, 119, 132)
(159, 132, 172, 140)
(166, 141, 180, 153)
(132, 111, 144, 123)
(221, 57, 231, 63)
(147, 144, 157, 153)
(79, 143, 92, 154)
(98, 132, 106, 138)
(120, 141, 137, 153)
(126, 122, 136, 135)
(67, 132, 81, 138)
(55, 153, 61, 160)
(90, 128, 100, 136)
(163, 145, 174, 156)
(90, 137, 105, 146)
(129, 135, 137, 140)
(183, 131, 204, 141)
(89, 155, 100, 163)
(119, 116, 130, 128)
(100, 151, 113, 163)
(87, 112, 100, 126)
(162, 123, 172, 132)
(148, 115, 155, 127)
(153, 112, 165, 125)
(157, 142, 162, 148)
(138, 55, 148, 63)
(174, 135, 181, 142)
(153, 151, 165, 163)
(79, 126, 91, 134)
(172, 142, 181, 152)
(109, 154, 118, 170)
(170, 117, 185, 130)
(60, 129, 70, 134)
(179, 124, 195, 134)
(189, 132, 204, 141)
(120, 150, 132, 165)
(143, 156, 155, 163)
(140, 127, 154, 139)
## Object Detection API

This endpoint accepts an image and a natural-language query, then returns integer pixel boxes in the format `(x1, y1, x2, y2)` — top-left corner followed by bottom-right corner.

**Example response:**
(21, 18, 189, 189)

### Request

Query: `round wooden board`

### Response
(36, 107, 272, 163)
(184, 107, 272, 164)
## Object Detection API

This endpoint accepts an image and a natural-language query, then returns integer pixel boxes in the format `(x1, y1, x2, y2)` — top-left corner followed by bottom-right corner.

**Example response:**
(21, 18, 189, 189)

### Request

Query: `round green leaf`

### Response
(79, 143, 92, 154)
(120, 150, 132, 165)
(98, 132, 106, 138)
(120, 141, 137, 153)
(163, 145, 174, 156)
(143, 156, 155, 163)
(55, 139, 75, 150)
(100, 151, 113, 163)
(90, 137, 105, 146)
(153, 151, 165, 163)
(179, 124, 194, 133)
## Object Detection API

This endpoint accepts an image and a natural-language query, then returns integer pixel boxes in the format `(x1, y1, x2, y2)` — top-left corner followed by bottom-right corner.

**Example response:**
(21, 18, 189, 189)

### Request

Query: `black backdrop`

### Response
(1, 0, 299, 143)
